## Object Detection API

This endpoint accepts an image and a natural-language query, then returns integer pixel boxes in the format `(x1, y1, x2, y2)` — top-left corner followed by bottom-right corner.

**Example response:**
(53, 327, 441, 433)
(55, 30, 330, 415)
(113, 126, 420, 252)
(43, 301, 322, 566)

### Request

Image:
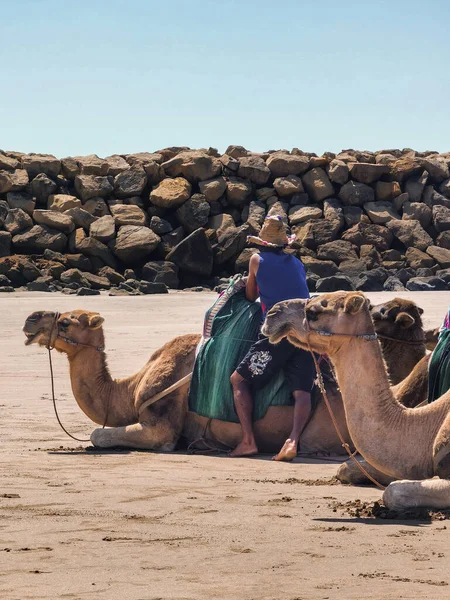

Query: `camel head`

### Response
(23, 310, 105, 354)
(262, 292, 372, 355)
(370, 298, 423, 339)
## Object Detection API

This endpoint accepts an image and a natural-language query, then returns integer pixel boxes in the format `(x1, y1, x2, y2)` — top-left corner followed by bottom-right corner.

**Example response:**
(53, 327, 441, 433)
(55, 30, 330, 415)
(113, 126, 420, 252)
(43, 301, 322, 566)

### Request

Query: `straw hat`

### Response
(247, 215, 293, 248)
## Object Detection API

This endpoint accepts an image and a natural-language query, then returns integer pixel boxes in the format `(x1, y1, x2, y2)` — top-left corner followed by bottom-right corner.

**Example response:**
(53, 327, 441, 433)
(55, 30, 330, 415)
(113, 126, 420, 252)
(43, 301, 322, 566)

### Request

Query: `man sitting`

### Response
(229, 215, 315, 460)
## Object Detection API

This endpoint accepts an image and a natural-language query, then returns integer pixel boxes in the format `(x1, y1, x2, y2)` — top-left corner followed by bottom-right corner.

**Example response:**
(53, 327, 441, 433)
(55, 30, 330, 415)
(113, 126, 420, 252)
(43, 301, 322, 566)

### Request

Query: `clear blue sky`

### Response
(2, 0, 450, 157)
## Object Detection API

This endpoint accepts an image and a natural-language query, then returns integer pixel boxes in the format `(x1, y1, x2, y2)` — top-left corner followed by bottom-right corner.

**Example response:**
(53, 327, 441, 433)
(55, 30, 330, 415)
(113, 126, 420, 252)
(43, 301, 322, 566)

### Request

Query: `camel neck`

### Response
(68, 347, 138, 427)
(379, 338, 426, 385)
(331, 336, 439, 479)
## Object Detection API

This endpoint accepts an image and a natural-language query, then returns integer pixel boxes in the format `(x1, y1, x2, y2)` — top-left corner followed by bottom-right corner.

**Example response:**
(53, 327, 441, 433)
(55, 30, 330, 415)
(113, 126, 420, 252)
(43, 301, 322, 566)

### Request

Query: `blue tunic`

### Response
(256, 251, 309, 317)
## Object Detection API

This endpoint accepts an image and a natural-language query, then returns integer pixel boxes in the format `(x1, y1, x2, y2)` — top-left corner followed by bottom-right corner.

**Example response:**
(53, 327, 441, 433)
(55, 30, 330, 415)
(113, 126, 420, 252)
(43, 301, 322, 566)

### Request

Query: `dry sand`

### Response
(1, 290, 450, 600)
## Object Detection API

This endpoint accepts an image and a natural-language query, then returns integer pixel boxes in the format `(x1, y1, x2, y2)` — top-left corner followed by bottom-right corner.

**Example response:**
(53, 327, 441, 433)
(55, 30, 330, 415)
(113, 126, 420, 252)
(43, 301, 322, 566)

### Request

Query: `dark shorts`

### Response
(236, 333, 316, 393)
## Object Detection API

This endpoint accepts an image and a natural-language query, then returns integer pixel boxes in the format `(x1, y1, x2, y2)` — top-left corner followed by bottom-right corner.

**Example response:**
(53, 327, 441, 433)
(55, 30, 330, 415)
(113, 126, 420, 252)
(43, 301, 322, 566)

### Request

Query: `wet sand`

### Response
(1, 291, 449, 600)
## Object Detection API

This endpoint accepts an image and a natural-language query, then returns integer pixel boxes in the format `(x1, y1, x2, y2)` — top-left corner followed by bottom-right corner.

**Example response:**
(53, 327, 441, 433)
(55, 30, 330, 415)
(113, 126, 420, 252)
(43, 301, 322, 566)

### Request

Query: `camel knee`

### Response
(434, 443, 450, 479)
(90, 427, 113, 448)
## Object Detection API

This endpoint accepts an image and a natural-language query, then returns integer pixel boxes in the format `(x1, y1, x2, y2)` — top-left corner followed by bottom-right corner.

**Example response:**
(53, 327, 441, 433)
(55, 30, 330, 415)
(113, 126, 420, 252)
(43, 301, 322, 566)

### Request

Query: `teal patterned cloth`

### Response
(189, 288, 293, 423)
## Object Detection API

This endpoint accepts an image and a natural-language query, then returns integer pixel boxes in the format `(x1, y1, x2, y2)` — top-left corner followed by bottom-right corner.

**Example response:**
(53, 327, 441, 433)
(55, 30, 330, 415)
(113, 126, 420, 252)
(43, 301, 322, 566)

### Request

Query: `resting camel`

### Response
(262, 292, 450, 509)
(23, 298, 429, 456)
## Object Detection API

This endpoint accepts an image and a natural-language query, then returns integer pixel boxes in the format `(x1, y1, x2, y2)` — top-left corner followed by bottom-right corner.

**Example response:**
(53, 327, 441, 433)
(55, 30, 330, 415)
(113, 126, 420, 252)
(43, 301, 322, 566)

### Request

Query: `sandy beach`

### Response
(1, 290, 449, 600)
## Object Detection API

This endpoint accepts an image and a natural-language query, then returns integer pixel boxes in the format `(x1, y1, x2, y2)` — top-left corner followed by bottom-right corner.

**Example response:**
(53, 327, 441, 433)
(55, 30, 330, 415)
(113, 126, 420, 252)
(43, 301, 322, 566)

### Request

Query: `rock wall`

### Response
(1, 146, 450, 295)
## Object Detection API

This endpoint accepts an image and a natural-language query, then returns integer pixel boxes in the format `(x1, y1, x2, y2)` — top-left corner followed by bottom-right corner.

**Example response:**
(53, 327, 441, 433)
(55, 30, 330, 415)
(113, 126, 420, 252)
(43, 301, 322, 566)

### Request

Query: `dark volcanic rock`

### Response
(12, 225, 67, 254)
(166, 229, 213, 276)
(315, 275, 355, 292)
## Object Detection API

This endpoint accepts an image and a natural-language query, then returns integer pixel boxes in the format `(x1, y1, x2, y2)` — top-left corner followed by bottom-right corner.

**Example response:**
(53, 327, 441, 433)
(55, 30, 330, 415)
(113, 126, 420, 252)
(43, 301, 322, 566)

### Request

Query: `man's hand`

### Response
(245, 253, 260, 302)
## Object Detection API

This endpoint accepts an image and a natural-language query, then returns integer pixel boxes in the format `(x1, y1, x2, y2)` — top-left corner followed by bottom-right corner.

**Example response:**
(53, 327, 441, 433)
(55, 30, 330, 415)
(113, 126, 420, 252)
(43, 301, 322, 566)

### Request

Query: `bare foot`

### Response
(272, 439, 298, 461)
(229, 440, 258, 457)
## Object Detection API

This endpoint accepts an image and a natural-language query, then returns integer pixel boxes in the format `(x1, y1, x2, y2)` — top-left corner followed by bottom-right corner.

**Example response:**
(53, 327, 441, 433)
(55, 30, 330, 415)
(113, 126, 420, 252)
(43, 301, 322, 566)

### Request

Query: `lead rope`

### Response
(47, 347, 91, 443)
(46, 313, 109, 444)
(302, 312, 386, 491)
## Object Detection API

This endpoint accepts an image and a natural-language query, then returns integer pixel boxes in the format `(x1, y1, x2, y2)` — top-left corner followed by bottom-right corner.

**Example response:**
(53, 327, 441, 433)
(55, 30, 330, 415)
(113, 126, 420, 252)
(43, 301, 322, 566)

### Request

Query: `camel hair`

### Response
(262, 291, 450, 510)
(23, 297, 430, 460)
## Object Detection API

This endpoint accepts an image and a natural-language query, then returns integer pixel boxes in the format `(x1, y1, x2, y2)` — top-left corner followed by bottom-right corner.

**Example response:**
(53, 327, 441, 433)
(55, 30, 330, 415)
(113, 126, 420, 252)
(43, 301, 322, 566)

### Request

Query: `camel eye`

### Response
(60, 318, 71, 327)
(320, 299, 328, 308)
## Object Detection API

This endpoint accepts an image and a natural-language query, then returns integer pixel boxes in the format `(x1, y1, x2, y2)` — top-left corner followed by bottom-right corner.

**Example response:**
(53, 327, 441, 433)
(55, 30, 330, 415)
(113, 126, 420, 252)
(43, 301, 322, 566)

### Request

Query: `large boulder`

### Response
(355, 268, 389, 292)
(326, 159, 348, 185)
(421, 156, 449, 182)
(21, 154, 61, 178)
(32, 210, 75, 234)
(348, 162, 389, 184)
(437, 231, 450, 250)
(301, 256, 338, 278)
(29, 173, 58, 204)
(6, 192, 35, 215)
(405, 171, 428, 202)
(343, 206, 370, 227)
(266, 153, 309, 177)
(207, 213, 236, 239)
(294, 219, 342, 250)
(301, 167, 334, 202)
(0, 231, 11, 258)
(74, 154, 109, 176)
(104, 154, 130, 176)
(74, 174, 113, 202)
(150, 177, 191, 209)
(158, 227, 185, 257)
(161, 151, 221, 182)
(402, 201, 432, 228)
(237, 156, 270, 185)
(273, 175, 304, 197)
(375, 181, 401, 202)
(315, 275, 355, 292)
(90, 215, 116, 243)
(0, 255, 42, 285)
(214, 223, 253, 265)
(141, 260, 179, 288)
(0, 154, 19, 171)
(113, 168, 147, 198)
(110, 204, 147, 227)
(110, 225, 160, 264)
(338, 181, 374, 206)
(226, 177, 253, 207)
(405, 247, 435, 269)
(363, 201, 399, 224)
(406, 276, 447, 291)
(70, 232, 116, 268)
(198, 176, 227, 202)
(175, 194, 210, 234)
(0, 169, 29, 193)
(432, 205, 450, 233)
(4, 208, 33, 235)
(317, 240, 358, 264)
(82, 197, 109, 216)
(342, 222, 393, 251)
(288, 205, 322, 225)
(47, 194, 81, 212)
(12, 225, 67, 254)
(166, 229, 213, 276)
(386, 219, 433, 251)
(426, 245, 450, 269)
(64, 207, 97, 231)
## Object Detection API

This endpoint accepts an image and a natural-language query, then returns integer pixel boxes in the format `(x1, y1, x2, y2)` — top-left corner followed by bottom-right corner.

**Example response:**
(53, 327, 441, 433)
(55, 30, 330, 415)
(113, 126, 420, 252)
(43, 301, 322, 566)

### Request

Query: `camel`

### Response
(23, 298, 429, 457)
(262, 291, 450, 509)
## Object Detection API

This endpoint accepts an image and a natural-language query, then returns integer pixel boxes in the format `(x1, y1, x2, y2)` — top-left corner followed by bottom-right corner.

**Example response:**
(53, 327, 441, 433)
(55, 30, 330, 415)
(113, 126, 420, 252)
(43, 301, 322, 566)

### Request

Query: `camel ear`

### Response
(88, 314, 104, 329)
(77, 312, 104, 329)
(343, 294, 366, 315)
(395, 312, 415, 329)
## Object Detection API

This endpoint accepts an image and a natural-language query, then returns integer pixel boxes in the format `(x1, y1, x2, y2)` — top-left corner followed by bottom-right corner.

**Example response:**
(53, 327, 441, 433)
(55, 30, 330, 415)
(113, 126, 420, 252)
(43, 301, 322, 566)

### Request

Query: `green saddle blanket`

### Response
(428, 328, 450, 403)
(189, 288, 293, 423)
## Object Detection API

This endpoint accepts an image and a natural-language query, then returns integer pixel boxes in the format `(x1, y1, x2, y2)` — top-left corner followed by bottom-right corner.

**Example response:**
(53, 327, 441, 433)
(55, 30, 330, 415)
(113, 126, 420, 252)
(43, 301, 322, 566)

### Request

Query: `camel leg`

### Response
(383, 479, 450, 510)
(433, 412, 450, 479)
(336, 458, 396, 487)
(90, 421, 178, 451)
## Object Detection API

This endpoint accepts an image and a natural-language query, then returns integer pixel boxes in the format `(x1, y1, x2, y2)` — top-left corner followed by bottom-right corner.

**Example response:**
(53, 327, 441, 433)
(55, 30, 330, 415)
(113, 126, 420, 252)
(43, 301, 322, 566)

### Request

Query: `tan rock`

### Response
(110, 204, 147, 226)
(48, 194, 81, 212)
(33, 210, 75, 234)
(150, 177, 191, 209)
